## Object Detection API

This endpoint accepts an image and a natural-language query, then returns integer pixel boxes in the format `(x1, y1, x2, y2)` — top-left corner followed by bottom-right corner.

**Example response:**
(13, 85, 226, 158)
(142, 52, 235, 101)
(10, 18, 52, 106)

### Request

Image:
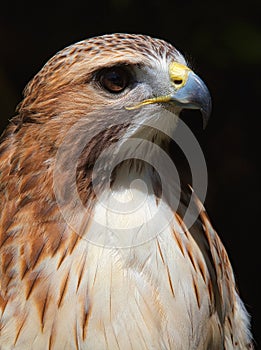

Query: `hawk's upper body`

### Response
(0, 34, 252, 349)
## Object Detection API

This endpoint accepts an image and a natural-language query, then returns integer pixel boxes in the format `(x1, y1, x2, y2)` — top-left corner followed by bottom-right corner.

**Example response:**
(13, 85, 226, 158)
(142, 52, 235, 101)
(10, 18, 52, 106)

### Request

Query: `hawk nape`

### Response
(0, 34, 253, 349)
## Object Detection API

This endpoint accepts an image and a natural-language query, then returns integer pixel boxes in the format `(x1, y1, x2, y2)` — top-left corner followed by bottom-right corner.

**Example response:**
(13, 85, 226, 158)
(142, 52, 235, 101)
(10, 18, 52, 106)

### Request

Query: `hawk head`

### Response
(18, 33, 211, 138)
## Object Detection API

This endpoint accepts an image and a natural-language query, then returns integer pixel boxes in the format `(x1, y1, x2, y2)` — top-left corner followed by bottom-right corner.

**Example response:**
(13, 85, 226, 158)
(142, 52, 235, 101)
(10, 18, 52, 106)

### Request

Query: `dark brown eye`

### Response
(99, 67, 131, 93)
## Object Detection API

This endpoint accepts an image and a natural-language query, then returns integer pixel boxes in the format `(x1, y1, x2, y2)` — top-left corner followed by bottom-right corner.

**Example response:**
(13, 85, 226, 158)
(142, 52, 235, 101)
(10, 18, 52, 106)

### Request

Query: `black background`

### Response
(0, 0, 260, 346)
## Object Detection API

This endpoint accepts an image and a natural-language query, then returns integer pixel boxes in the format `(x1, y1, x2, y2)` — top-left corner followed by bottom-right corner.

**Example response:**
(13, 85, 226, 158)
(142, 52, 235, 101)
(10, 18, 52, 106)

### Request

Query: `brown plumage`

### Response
(0, 34, 253, 349)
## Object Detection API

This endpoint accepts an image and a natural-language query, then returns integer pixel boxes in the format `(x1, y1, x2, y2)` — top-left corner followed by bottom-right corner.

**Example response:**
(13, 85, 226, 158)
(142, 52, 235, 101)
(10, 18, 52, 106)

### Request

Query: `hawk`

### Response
(0, 33, 253, 349)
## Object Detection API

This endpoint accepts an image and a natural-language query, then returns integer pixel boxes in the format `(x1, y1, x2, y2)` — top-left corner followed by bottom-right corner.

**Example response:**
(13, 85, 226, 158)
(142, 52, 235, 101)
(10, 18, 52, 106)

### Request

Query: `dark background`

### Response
(1, 0, 260, 346)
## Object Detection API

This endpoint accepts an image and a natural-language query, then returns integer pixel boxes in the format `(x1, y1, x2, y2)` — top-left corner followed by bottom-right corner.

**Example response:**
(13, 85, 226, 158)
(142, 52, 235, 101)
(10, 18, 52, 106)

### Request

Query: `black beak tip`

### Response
(201, 98, 212, 129)
(201, 109, 211, 129)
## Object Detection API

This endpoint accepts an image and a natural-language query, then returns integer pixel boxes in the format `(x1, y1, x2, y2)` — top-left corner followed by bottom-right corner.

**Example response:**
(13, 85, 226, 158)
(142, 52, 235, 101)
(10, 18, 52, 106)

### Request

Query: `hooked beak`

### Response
(169, 63, 212, 128)
(127, 62, 212, 129)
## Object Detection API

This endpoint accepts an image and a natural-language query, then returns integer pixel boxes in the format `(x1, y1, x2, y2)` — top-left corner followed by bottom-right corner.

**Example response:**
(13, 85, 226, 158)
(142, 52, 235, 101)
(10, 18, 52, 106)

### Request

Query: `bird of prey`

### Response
(0, 33, 253, 349)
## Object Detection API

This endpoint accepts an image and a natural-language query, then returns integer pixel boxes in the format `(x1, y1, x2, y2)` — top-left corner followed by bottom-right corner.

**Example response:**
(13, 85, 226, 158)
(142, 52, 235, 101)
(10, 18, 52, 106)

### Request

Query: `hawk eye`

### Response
(99, 67, 131, 93)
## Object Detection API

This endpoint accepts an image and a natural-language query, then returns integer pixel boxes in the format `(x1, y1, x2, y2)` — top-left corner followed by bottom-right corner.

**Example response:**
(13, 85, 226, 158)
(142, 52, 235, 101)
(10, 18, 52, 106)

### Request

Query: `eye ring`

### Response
(98, 66, 131, 94)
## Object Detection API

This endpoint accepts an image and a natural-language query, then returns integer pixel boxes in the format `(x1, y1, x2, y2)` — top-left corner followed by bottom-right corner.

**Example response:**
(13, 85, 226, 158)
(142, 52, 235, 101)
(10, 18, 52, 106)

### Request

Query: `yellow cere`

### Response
(169, 62, 191, 89)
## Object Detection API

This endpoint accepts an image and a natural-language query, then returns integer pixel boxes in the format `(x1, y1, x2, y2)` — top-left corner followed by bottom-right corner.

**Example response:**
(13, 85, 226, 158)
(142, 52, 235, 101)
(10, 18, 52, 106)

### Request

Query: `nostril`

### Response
(174, 79, 183, 85)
